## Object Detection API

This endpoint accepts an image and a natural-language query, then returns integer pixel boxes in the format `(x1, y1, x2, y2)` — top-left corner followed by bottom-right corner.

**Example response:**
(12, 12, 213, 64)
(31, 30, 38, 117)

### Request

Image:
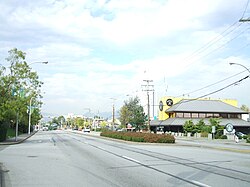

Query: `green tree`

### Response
(100, 121, 107, 128)
(196, 119, 207, 133)
(119, 96, 146, 131)
(75, 117, 85, 128)
(241, 104, 250, 112)
(119, 105, 131, 126)
(58, 116, 66, 125)
(0, 48, 44, 141)
(183, 120, 196, 135)
(209, 118, 224, 139)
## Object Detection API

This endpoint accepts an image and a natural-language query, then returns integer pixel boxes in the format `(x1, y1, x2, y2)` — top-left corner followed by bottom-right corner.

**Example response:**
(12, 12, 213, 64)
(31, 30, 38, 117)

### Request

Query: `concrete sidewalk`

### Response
(174, 136, 250, 154)
(0, 131, 37, 145)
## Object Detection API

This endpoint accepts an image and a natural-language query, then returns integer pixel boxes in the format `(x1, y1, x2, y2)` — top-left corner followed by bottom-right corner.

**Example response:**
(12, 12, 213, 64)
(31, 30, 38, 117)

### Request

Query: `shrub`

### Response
(220, 135, 227, 139)
(246, 135, 250, 143)
(242, 135, 248, 140)
(200, 132, 208, 137)
(100, 132, 175, 143)
(0, 121, 9, 142)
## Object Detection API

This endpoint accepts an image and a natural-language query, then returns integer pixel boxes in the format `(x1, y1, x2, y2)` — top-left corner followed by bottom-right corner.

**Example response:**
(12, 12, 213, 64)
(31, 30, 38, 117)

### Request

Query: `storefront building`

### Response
(150, 97, 250, 134)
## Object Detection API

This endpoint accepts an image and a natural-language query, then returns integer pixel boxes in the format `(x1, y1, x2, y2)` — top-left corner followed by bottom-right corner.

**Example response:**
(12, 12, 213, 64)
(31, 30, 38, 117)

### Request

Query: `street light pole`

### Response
(27, 61, 48, 134)
(28, 97, 34, 135)
(229, 62, 250, 121)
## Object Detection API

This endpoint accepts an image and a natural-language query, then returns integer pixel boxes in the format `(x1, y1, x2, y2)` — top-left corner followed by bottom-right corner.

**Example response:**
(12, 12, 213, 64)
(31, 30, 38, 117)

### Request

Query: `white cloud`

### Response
(1, 0, 249, 116)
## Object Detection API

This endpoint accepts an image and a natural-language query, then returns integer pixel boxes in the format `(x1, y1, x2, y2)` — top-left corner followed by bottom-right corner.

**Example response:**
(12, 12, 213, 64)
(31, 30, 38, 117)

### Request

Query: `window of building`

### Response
(191, 113, 199, 118)
(206, 113, 213, 118)
(229, 114, 241, 119)
(184, 113, 191, 118)
(176, 113, 184, 118)
(199, 113, 206, 118)
(213, 113, 220, 118)
(219, 113, 228, 118)
(169, 113, 174, 118)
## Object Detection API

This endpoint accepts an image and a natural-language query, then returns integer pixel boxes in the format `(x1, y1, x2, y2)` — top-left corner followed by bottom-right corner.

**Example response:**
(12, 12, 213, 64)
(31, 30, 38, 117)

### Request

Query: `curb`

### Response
(0, 131, 37, 146)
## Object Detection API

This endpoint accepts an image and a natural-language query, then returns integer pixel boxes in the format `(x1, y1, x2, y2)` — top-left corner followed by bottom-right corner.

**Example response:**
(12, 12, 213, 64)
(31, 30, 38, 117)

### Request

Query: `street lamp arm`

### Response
(28, 61, 48, 66)
(229, 62, 250, 75)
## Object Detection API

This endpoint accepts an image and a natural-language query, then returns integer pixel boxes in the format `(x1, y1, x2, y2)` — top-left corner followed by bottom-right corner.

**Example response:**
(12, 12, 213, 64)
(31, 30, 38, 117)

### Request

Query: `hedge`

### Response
(246, 135, 250, 143)
(100, 132, 175, 143)
(0, 121, 9, 142)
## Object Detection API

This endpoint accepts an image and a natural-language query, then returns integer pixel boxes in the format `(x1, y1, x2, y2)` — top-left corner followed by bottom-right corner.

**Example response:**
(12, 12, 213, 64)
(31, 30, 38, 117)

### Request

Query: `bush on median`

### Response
(100, 131, 175, 143)
(246, 135, 250, 143)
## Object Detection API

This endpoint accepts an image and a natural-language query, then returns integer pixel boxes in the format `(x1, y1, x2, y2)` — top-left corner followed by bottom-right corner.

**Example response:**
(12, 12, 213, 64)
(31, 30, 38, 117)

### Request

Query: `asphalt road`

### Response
(0, 130, 250, 187)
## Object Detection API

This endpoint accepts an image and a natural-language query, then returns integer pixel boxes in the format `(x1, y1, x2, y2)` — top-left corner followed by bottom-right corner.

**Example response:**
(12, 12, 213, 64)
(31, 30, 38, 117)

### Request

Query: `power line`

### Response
(241, 0, 250, 18)
(178, 69, 248, 97)
(197, 26, 250, 60)
(180, 75, 249, 104)
(182, 21, 242, 64)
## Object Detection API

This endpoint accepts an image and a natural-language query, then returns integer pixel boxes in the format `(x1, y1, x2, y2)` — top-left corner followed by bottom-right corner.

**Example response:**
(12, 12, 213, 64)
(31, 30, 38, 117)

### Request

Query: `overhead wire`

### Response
(177, 69, 249, 97)
(185, 0, 249, 65)
(181, 75, 249, 104)
(196, 25, 250, 60)
(174, 9, 250, 102)
(241, 0, 250, 18)
(182, 21, 242, 64)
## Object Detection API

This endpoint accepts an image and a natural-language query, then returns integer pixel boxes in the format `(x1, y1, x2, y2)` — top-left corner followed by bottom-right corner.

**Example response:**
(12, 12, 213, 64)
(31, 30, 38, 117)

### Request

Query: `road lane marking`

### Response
(96, 146, 106, 151)
(122, 156, 141, 164)
(191, 180, 211, 187)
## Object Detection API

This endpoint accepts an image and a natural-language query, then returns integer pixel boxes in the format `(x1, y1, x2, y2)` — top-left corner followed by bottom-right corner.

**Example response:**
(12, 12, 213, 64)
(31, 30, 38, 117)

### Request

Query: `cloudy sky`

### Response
(0, 0, 250, 118)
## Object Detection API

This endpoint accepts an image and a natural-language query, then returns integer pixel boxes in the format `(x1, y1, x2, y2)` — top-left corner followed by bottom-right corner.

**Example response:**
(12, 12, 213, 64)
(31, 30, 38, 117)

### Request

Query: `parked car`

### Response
(83, 128, 90, 133)
(235, 131, 245, 138)
(42, 126, 48, 131)
(116, 128, 126, 132)
(73, 126, 78, 130)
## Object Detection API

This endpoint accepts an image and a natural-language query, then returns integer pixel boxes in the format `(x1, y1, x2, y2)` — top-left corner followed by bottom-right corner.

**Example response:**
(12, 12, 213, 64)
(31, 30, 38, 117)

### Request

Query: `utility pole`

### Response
(110, 98, 116, 131)
(153, 90, 155, 119)
(142, 80, 154, 130)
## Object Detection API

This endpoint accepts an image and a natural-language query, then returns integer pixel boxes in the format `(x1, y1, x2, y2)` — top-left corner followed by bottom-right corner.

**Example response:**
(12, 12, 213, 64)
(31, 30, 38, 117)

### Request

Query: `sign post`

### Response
(212, 126, 216, 140)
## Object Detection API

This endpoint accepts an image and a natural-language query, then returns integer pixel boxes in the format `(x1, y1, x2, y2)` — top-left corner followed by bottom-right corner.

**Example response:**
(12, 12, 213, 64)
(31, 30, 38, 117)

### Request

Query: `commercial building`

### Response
(151, 96, 250, 134)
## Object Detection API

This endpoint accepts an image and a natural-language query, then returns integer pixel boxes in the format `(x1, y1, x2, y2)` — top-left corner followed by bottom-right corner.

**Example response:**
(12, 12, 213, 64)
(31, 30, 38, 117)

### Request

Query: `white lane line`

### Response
(191, 180, 211, 187)
(122, 156, 141, 164)
(96, 146, 106, 151)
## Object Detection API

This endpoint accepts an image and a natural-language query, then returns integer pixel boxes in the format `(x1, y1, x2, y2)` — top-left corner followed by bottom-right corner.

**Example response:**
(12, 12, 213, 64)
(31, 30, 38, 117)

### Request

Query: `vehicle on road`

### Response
(235, 131, 246, 138)
(83, 128, 90, 133)
(116, 128, 126, 132)
(72, 126, 78, 130)
(42, 126, 48, 131)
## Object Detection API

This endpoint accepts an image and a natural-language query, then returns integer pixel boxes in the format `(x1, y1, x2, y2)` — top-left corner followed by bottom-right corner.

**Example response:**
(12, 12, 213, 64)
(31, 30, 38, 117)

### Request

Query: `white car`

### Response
(42, 126, 48, 131)
(83, 128, 90, 133)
